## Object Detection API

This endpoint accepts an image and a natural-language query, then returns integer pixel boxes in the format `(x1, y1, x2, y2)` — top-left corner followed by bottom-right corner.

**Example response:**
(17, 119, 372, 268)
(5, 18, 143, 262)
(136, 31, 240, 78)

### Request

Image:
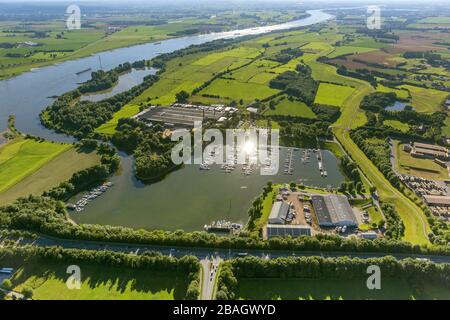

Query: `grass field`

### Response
(235, 278, 450, 300)
(314, 83, 357, 107)
(384, 120, 410, 132)
(264, 96, 316, 118)
(376, 84, 410, 100)
(5, 257, 190, 300)
(200, 79, 279, 103)
(394, 140, 448, 180)
(327, 46, 377, 59)
(0, 138, 71, 194)
(397, 85, 447, 113)
(0, 148, 100, 205)
(95, 104, 141, 135)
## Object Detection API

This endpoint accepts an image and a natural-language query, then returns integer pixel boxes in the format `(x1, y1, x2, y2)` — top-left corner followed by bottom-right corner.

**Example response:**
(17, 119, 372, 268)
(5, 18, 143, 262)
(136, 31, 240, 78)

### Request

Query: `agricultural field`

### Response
(394, 140, 449, 180)
(200, 78, 279, 103)
(397, 85, 447, 113)
(327, 46, 377, 59)
(0, 9, 301, 80)
(5, 257, 190, 300)
(376, 84, 410, 100)
(264, 95, 316, 118)
(0, 148, 100, 205)
(235, 278, 450, 300)
(314, 83, 356, 107)
(0, 138, 71, 193)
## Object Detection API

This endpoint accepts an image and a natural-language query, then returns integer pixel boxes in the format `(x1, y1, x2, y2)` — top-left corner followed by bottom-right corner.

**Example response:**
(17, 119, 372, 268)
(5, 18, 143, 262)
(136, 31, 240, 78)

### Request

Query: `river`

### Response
(0, 9, 332, 141)
(0, 9, 339, 231)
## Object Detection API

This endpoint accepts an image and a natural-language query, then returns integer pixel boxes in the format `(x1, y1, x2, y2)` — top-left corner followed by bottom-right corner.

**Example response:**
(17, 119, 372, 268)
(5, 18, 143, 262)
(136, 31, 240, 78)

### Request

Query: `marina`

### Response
(68, 182, 113, 212)
(69, 148, 344, 231)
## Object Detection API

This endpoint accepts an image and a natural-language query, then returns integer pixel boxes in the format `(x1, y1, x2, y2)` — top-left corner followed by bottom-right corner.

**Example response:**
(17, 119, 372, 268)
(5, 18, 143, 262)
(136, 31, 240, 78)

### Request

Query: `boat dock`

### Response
(68, 182, 113, 213)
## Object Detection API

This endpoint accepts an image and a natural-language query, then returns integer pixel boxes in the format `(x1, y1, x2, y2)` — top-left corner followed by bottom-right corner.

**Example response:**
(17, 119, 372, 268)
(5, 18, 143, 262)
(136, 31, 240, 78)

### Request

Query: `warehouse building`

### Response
(266, 224, 312, 238)
(410, 142, 450, 160)
(268, 201, 290, 224)
(311, 194, 358, 227)
(423, 195, 450, 207)
(138, 105, 226, 128)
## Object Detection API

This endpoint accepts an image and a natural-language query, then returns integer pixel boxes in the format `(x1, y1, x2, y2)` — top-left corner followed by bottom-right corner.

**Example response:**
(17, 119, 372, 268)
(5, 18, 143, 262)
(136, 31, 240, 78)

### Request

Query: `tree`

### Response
(1, 279, 12, 290)
(22, 287, 33, 299)
(175, 90, 190, 103)
(215, 289, 229, 300)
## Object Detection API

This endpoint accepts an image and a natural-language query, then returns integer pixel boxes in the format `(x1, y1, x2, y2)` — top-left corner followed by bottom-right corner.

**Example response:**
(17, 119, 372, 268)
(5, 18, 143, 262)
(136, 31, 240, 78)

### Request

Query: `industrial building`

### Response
(138, 105, 228, 128)
(423, 195, 450, 207)
(268, 201, 290, 224)
(266, 224, 312, 238)
(410, 142, 449, 160)
(311, 194, 358, 227)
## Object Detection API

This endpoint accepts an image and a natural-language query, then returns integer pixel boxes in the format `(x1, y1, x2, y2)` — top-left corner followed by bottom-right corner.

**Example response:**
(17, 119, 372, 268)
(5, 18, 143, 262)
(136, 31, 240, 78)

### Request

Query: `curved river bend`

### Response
(0, 10, 341, 231)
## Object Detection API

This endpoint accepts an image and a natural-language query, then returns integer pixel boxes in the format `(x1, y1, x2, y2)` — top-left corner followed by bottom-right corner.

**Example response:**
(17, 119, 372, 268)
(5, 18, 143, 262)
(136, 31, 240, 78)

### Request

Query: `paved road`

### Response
(200, 257, 222, 300)
(11, 235, 450, 264)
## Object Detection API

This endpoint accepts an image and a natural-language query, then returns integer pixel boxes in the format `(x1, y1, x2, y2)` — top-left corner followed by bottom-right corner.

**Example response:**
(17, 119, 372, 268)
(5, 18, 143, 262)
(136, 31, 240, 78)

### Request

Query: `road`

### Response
(10, 235, 449, 264)
(200, 257, 222, 300)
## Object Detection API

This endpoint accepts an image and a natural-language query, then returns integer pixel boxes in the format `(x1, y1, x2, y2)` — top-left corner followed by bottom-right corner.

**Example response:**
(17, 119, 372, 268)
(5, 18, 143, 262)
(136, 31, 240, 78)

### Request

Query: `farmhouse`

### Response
(266, 224, 312, 238)
(311, 194, 358, 227)
(410, 142, 450, 160)
(268, 201, 290, 224)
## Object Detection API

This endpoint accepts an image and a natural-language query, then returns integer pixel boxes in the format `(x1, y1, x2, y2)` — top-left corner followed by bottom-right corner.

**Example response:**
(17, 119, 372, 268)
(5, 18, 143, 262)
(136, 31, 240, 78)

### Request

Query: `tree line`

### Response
(0, 196, 449, 256)
(216, 255, 449, 300)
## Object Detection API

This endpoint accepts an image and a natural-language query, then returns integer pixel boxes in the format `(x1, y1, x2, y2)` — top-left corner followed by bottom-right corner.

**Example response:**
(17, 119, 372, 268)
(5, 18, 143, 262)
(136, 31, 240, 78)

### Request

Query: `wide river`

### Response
(0, 10, 341, 231)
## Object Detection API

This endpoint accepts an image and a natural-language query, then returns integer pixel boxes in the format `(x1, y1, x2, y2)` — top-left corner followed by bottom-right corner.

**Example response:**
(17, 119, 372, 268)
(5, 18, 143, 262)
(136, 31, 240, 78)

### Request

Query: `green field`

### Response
(264, 96, 316, 118)
(384, 120, 410, 132)
(418, 17, 450, 23)
(314, 83, 356, 107)
(5, 258, 190, 300)
(327, 46, 377, 58)
(235, 278, 450, 300)
(200, 79, 279, 103)
(397, 85, 447, 113)
(0, 148, 100, 205)
(0, 138, 71, 193)
(376, 84, 410, 100)
(96, 104, 141, 135)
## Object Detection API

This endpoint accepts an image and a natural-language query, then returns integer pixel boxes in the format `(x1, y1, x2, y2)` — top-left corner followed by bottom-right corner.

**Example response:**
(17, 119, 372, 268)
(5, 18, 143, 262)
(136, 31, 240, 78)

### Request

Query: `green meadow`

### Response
(264, 95, 316, 118)
(96, 104, 141, 135)
(384, 120, 410, 132)
(235, 278, 450, 300)
(397, 85, 447, 113)
(4, 257, 190, 300)
(0, 148, 100, 205)
(0, 138, 70, 193)
(314, 83, 357, 107)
